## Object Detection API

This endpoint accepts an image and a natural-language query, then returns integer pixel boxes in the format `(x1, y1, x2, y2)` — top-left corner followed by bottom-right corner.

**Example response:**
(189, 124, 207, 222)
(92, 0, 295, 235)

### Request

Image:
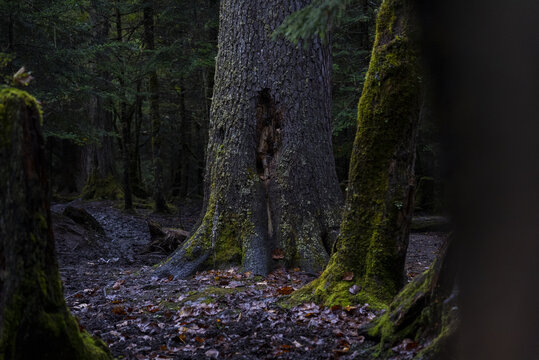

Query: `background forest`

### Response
(0, 0, 441, 214)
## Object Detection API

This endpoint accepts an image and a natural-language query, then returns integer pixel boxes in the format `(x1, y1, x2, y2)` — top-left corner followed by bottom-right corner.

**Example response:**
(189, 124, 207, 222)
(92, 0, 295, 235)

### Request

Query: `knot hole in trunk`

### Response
(256, 88, 281, 179)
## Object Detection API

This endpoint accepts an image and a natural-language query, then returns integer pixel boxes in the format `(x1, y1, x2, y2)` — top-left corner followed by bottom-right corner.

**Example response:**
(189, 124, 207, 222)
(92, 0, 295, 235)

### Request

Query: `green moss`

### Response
(81, 173, 123, 200)
(162, 286, 244, 308)
(0, 88, 42, 149)
(295, 0, 420, 308)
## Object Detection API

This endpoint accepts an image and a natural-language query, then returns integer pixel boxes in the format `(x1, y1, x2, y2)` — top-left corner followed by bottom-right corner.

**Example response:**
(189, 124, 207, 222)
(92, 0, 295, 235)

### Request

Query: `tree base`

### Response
(81, 173, 123, 201)
(357, 236, 458, 359)
(0, 303, 112, 360)
(286, 275, 388, 310)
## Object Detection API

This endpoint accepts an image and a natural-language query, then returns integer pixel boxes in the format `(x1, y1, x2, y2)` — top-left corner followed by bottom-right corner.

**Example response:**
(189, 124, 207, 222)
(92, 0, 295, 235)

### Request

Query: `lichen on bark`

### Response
(290, 0, 422, 307)
(0, 88, 112, 360)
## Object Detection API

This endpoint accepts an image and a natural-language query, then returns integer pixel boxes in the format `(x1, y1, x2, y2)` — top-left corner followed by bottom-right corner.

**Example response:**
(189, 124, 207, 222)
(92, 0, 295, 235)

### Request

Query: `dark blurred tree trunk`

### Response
(158, 0, 343, 278)
(0, 88, 112, 360)
(144, 0, 166, 212)
(293, 0, 422, 306)
(417, 1, 539, 359)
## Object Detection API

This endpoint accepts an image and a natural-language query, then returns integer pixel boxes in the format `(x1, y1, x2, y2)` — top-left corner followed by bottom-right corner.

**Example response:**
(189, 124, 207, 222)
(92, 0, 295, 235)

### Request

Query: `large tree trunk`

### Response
(158, 0, 343, 278)
(144, 1, 166, 212)
(292, 0, 422, 306)
(0, 89, 112, 359)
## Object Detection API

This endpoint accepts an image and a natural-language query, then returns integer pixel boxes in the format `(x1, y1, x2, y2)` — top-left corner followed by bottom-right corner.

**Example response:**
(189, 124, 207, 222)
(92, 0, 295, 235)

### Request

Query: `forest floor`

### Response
(52, 200, 447, 360)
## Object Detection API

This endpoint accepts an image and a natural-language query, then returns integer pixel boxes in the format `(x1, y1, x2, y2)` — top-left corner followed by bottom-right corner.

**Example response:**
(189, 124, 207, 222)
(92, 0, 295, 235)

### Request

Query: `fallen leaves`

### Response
(349, 284, 361, 295)
(67, 266, 379, 359)
(343, 271, 354, 281)
(272, 248, 285, 260)
(276, 285, 294, 295)
(392, 338, 422, 357)
(112, 279, 125, 290)
(112, 306, 127, 315)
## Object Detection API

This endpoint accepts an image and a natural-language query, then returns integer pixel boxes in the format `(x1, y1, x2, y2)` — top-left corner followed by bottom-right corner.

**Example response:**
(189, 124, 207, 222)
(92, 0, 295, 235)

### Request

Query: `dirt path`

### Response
(53, 200, 446, 359)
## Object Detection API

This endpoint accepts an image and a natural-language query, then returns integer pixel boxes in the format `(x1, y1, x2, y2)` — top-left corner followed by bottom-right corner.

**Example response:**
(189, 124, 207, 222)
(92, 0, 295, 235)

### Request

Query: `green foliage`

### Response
(274, 0, 350, 43)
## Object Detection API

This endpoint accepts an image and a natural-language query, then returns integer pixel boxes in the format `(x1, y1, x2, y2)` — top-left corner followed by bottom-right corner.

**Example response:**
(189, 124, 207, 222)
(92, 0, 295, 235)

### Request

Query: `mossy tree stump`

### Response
(0, 88, 112, 360)
(291, 0, 422, 307)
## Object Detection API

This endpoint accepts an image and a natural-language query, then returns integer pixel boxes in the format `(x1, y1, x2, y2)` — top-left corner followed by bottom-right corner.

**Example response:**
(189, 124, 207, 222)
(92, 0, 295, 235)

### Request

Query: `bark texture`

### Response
(291, 0, 422, 306)
(158, 0, 343, 277)
(358, 236, 459, 359)
(0, 89, 112, 359)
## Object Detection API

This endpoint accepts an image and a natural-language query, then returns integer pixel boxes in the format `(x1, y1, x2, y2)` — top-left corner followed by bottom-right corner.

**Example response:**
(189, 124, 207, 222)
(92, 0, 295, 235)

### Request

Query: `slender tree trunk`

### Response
(0, 89, 112, 360)
(144, 1, 166, 212)
(177, 80, 191, 198)
(115, 3, 133, 210)
(129, 80, 146, 199)
(158, 0, 343, 278)
(81, 0, 121, 200)
(7, 13, 14, 51)
(292, 0, 422, 306)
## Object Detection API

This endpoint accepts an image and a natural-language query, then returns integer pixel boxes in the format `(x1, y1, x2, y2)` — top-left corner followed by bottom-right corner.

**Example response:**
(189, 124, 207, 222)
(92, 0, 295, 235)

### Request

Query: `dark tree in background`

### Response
(0, 89, 111, 359)
(143, 0, 166, 212)
(158, 0, 343, 278)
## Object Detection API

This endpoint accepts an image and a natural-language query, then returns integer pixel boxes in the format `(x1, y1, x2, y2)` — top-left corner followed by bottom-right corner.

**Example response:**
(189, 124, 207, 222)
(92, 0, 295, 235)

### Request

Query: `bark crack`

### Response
(256, 88, 281, 242)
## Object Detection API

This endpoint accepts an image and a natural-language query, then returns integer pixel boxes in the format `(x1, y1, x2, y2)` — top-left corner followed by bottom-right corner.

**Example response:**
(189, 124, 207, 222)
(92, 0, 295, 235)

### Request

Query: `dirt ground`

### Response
(52, 200, 447, 360)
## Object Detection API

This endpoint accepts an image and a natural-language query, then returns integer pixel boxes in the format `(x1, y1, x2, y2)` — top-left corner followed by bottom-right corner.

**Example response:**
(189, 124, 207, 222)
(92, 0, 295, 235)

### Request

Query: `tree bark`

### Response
(144, 1, 166, 212)
(158, 0, 343, 278)
(292, 0, 422, 306)
(358, 235, 459, 359)
(81, 0, 121, 201)
(0, 89, 112, 359)
(115, 2, 133, 210)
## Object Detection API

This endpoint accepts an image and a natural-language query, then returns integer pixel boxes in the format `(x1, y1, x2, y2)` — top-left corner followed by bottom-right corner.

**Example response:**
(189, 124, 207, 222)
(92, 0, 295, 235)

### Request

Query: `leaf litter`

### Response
(54, 200, 446, 359)
(66, 265, 377, 359)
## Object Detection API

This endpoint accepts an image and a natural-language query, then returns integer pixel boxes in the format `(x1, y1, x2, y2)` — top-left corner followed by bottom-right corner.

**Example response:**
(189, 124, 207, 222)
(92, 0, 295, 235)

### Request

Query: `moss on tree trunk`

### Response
(0, 88, 112, 360)
(290, 0, 422, 307)
(358, 236, 459, 359)
(157, 0, 343, 278)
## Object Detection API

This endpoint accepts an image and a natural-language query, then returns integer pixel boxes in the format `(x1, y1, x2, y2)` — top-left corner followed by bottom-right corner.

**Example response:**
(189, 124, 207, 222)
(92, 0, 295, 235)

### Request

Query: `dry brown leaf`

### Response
(277, 286, 294, 295)
(112, 306, 127, 315)
(272, 248, 285, 260)
(342, 272, 354, 281)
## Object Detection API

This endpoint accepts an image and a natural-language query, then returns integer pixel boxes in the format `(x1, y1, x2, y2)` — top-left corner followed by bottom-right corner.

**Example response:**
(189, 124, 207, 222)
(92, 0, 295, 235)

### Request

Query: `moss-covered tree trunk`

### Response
(358, 235, 459, 359)
(292, 0, 422, 306)
(158, 0, 343, 278)
(0, 89, 112, 360)
(144, 1, 166, 212)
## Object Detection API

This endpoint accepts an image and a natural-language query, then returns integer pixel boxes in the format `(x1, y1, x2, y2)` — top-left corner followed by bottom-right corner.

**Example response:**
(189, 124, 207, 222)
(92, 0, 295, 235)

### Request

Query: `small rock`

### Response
(205, 349, 219, 358)
(348, 284, 361, 295)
